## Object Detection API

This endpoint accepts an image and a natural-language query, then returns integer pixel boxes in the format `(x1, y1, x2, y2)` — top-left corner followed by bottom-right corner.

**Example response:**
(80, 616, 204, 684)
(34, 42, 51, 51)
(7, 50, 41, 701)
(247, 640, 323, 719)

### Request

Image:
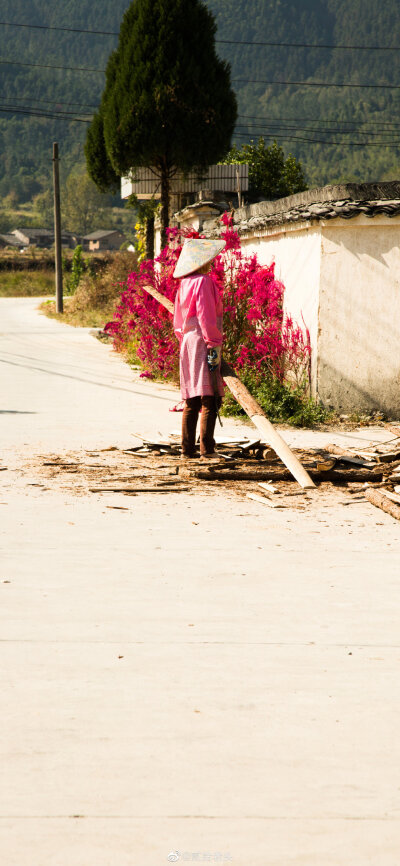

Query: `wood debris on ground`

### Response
(25, 431, 400, 519)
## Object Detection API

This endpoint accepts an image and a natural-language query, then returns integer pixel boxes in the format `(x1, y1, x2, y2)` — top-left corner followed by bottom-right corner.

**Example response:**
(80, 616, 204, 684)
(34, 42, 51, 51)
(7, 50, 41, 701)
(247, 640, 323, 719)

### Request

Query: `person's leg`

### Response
(199, 395, 221, 456)
(181, 396, 201, 457)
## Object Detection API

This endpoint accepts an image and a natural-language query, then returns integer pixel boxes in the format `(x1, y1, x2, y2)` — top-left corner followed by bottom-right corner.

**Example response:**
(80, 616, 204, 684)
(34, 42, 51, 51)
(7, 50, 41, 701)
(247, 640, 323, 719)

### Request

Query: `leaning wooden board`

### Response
(138, 284, 315, 489)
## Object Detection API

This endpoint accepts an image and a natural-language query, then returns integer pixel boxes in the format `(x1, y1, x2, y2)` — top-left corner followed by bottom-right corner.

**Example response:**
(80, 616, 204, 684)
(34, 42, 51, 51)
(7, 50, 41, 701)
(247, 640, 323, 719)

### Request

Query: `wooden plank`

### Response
(377, 489, 400, 505)
(365, 487, 400, 521)
(180, 465, 383, 483)
(385, 424, 400, 437)
(247, 493, 284, 508)
(89, 486, 188, 493)
(221, 359, 316, 489)
(258, 481, 279, 494)
(326, 445, 374, 467)
(376, 451, 400, 463)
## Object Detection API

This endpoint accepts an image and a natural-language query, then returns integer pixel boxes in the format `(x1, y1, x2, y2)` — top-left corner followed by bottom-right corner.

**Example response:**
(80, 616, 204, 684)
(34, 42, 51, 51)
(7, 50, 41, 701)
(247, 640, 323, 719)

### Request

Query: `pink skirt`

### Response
(179, 317, 224, 400)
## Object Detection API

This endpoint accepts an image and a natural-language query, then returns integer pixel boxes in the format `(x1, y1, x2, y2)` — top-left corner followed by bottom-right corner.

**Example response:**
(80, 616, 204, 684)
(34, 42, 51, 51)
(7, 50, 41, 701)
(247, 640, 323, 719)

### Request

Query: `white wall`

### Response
(182, 203, 400, 412)
(240, 214, 400, 412)
(318, 216, 400, 413)
(241, 226, 322, 395)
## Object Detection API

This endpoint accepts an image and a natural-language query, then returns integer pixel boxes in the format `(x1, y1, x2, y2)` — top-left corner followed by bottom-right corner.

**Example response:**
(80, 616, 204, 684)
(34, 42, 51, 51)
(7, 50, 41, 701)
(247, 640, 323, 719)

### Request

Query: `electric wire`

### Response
(233, 131, 400, 147)
(0, 95, 99, 109)
(1, 56, 398, 91)
(0, 57, 103, 73)
(1, 100, 399, 131)
(0, 106, 90, 122)
(235, 123, 400, 139)
(0, 20, 397, 51)
(233, 78, 400, 90)
(1, 103, 399, 145)
(238, 114, 400, 129)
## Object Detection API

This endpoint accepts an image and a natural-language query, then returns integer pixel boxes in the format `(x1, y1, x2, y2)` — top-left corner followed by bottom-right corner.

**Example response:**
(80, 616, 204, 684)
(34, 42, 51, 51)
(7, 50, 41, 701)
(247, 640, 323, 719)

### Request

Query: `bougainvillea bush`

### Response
(104, 218, 324, 424)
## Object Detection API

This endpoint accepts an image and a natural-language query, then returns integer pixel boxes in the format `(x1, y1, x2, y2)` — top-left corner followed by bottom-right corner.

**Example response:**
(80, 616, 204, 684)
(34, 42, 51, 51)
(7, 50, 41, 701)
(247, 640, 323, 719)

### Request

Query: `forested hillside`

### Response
(0, 0, 399, 203)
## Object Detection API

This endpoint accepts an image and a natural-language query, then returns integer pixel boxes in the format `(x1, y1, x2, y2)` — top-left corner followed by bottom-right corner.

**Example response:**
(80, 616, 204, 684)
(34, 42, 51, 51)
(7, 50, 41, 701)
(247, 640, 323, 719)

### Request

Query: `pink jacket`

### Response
(173, 274, 224, 400)
(173, 274, 223, 347)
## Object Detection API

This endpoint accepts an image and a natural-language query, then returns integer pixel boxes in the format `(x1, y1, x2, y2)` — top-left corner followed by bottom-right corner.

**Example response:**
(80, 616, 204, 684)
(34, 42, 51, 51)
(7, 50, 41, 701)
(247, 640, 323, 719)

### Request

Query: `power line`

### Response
(0, 57, 103, 73)
(233, 131, 400, 147)
(1, 56, 397, 90)
(0, 20, 398, 51)
(1, 103, 398, 145)
(0, 95, 99, 109)
(0, 105, 90, 122)
(2, 101, 398, 138)
(238, 114, 400, 129)
(0, 103, 92, 118)
(218, 39, 398, 51)
(0, 97, 398, 127)
(234, 78, 400, 90)
(0, 20, 117, 36)
(235, 123, 400, 138)
(1, 98, 398, 136)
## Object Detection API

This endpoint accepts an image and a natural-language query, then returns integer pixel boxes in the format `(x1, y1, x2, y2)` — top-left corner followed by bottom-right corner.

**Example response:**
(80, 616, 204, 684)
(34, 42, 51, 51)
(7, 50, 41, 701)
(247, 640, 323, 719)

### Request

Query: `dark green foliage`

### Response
(65, 244, 86, 295)
(85, 113, 120, 194)
(225, 139, 307, 199)
(86, 0, 237, 241)
(101, 0, 236, 173)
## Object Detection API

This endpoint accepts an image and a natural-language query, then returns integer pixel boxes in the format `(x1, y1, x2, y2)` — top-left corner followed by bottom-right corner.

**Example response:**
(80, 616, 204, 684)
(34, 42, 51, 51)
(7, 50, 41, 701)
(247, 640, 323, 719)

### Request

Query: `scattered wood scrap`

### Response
(376, 489, 400, 506)
(258, 481, 279, 494)
(32, 432, 400, 516)
(247, 493, 285, 508)
(179, 464, 384, 483)
(365, 488, 400, 521)
(385, 424, 400, 437)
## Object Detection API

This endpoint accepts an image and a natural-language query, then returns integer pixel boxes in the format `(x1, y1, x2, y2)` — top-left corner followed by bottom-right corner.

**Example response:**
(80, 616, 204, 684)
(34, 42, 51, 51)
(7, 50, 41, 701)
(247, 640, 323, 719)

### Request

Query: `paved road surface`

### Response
(1, 298, 400, 865)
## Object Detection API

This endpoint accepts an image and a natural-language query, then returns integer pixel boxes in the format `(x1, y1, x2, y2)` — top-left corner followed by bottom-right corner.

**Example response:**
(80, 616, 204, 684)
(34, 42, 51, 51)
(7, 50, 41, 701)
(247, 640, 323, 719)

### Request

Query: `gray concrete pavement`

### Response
(1, 298, 400, 865)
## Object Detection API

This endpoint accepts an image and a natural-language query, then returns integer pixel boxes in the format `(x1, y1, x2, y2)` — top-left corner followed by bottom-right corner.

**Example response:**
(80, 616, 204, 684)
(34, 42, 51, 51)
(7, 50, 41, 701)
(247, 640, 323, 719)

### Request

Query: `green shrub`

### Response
(222, 368, 328, 427)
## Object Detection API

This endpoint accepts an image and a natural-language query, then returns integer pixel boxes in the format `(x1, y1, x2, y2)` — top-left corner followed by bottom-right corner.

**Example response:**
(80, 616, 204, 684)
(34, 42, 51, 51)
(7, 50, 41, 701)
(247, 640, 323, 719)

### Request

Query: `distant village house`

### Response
(83, 230, 126, 252)
(9, 228, 78, 249)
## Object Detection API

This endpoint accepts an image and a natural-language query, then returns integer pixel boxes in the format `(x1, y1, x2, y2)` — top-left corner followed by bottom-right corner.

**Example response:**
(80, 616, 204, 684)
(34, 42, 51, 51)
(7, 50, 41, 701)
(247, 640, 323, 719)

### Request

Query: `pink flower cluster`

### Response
(104, 223, 310, 387)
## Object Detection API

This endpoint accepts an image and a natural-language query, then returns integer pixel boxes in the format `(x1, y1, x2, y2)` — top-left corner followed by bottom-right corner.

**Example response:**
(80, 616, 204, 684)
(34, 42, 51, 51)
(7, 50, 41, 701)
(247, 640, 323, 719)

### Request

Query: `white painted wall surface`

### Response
(318, 216, 400, 413)
(241, 227, 322, 394)
(175, 204, 400, 412)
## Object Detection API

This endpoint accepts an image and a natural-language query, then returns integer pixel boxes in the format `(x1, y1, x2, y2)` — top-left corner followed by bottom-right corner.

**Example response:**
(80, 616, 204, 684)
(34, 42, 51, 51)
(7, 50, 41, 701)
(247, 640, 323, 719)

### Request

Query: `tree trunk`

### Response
(160, 162, 170, 250)
(145, 215, 154, 260)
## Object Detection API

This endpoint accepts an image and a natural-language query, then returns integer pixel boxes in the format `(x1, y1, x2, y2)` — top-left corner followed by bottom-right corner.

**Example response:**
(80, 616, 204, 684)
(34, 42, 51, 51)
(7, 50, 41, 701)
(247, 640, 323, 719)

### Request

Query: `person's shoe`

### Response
(180, 453, 197, 462)
(199, 452, 224, 463)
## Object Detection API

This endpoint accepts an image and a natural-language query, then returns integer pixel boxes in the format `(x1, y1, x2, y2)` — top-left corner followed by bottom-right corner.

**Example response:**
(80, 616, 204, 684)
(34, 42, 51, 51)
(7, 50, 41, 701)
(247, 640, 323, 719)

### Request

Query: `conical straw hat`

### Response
(173, 238, 226, 279)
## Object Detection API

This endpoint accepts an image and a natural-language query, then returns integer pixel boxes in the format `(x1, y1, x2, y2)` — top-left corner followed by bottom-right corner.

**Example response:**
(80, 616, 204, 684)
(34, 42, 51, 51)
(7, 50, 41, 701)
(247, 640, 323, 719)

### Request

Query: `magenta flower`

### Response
(104, 224, 310, 389)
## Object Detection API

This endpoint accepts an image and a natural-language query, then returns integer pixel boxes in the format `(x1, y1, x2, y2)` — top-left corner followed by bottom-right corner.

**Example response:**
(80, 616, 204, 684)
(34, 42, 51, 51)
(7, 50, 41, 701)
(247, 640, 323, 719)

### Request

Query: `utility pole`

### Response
(53, 142, 63, 313)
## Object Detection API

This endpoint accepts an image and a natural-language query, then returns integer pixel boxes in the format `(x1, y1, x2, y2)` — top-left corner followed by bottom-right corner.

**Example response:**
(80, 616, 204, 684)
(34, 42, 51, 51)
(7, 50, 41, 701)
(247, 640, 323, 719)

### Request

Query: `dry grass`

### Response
(0, 270, 55, 296)
(40, 250, 137, 328)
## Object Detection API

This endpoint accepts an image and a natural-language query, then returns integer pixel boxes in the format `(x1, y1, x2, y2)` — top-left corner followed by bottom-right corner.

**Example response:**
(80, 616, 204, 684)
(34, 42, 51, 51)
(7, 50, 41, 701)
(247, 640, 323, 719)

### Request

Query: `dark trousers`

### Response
(181, 395, 221, 457)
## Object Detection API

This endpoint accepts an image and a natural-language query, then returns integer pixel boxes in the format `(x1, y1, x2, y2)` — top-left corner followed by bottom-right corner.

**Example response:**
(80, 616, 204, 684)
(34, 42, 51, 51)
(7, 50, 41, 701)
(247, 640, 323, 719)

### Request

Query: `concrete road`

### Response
(1, 298, 400, 865)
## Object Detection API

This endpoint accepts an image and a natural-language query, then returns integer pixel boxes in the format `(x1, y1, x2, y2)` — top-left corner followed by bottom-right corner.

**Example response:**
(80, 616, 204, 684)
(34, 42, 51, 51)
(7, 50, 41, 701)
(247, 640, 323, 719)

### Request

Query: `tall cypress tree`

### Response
(85, 0, 237, 247)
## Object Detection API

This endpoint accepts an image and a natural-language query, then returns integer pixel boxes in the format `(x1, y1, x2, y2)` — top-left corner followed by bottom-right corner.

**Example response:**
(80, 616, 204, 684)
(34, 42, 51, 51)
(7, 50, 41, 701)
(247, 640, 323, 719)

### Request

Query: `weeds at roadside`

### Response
(0, 270, 55, 296)
(40, 250, 137, 328)
(221, 369, 329, 427)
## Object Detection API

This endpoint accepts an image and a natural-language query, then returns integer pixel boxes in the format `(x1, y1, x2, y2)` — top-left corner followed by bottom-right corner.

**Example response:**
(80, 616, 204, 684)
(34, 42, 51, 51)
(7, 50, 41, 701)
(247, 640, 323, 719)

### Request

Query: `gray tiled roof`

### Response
(0, 233, 21, 245)
(83, 229, 123, 240)
(202, 181, 400, 237)
(12, 228, 53, 238)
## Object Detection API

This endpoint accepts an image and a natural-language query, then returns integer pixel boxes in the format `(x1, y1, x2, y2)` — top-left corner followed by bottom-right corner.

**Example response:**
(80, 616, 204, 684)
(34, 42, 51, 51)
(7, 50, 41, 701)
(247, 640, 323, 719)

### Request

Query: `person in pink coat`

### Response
(173, 239, 226, 459)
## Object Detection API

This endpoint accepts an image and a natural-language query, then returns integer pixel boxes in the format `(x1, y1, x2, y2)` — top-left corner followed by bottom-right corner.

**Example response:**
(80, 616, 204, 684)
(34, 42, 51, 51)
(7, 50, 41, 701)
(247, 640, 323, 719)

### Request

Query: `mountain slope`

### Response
(0, 0, 399, 201)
